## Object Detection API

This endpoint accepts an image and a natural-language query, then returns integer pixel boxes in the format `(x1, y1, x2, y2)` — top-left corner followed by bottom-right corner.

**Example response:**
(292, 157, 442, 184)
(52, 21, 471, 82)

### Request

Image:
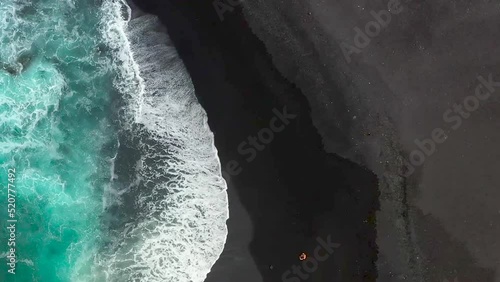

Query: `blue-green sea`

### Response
(0, 1, 229, 281)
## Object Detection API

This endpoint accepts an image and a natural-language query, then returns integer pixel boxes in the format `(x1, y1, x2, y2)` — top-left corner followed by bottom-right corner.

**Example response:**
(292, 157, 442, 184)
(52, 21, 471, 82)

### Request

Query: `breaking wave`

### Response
(0, 0, 228, 281)
(97, 1, 229, 281)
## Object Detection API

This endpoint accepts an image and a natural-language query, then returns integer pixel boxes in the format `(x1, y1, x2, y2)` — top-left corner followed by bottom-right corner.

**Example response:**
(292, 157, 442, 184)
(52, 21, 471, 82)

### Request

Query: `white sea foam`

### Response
(99, 1, 229, 281)
(0, 59, 65, 155)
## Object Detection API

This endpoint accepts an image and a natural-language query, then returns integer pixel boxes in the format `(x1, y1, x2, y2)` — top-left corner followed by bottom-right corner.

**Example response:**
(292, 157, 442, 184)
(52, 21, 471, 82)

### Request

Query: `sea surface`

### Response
(0, 0, 228, 281)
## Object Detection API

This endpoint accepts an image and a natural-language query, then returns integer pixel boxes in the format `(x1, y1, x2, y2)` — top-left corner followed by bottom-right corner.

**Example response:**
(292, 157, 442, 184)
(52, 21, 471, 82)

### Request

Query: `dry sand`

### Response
(241, 0, 500, 281)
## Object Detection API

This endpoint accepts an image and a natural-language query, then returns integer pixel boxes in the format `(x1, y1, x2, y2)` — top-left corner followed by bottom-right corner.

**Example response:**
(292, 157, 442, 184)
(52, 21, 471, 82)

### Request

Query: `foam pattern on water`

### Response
(0, 0, 117, 281)
(97, 1, 229, 282)
(0, 0, 228, 281)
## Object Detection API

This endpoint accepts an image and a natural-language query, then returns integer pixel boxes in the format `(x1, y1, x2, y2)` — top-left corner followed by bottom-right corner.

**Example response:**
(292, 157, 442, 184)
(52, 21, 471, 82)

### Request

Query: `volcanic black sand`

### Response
(234, 0, 500, 281)
(130, 0, 380, 281)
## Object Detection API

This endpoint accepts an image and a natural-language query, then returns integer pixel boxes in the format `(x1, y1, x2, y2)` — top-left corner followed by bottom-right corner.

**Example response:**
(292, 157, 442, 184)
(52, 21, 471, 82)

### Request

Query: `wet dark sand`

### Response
(130, 0, 380, 281)
(239, 0, 500, 281)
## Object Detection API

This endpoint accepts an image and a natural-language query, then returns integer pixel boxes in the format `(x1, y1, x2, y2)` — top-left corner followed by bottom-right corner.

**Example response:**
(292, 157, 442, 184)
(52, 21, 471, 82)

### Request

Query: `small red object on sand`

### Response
(299, 252, 307, 261)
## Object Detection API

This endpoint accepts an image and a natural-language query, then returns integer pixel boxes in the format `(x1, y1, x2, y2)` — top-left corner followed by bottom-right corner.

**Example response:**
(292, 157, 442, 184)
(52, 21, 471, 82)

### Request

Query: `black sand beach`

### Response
(130, 0, 500, 281)
(238, 1, 500, 281)
(129, 0, 379, 281)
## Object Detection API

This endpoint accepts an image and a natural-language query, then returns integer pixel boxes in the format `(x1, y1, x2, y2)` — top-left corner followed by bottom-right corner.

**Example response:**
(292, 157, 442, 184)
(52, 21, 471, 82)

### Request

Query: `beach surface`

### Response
(240, 0, 500, 281)
(129, 0, 379, 281)
(130, 0, 500, 281)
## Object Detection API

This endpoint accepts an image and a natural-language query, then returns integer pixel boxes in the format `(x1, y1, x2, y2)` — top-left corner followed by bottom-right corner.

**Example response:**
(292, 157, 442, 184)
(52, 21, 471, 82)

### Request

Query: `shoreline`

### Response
(128, 0, 380, 281)
(240, 0, 500, 281)
(109, 1, 230, 280)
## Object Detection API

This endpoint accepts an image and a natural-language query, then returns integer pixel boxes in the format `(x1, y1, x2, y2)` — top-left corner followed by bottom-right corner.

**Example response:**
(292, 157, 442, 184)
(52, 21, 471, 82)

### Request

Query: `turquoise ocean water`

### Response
(0, 0, 228, 281)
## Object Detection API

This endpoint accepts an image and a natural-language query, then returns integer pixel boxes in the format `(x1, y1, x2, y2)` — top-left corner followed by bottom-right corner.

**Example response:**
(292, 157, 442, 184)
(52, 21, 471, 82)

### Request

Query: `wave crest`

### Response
(99, 2, 229, 281)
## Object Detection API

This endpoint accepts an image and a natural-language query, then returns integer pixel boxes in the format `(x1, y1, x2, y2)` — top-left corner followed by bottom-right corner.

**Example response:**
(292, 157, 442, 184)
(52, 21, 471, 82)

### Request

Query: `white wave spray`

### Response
(97, 1, 229, 281)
